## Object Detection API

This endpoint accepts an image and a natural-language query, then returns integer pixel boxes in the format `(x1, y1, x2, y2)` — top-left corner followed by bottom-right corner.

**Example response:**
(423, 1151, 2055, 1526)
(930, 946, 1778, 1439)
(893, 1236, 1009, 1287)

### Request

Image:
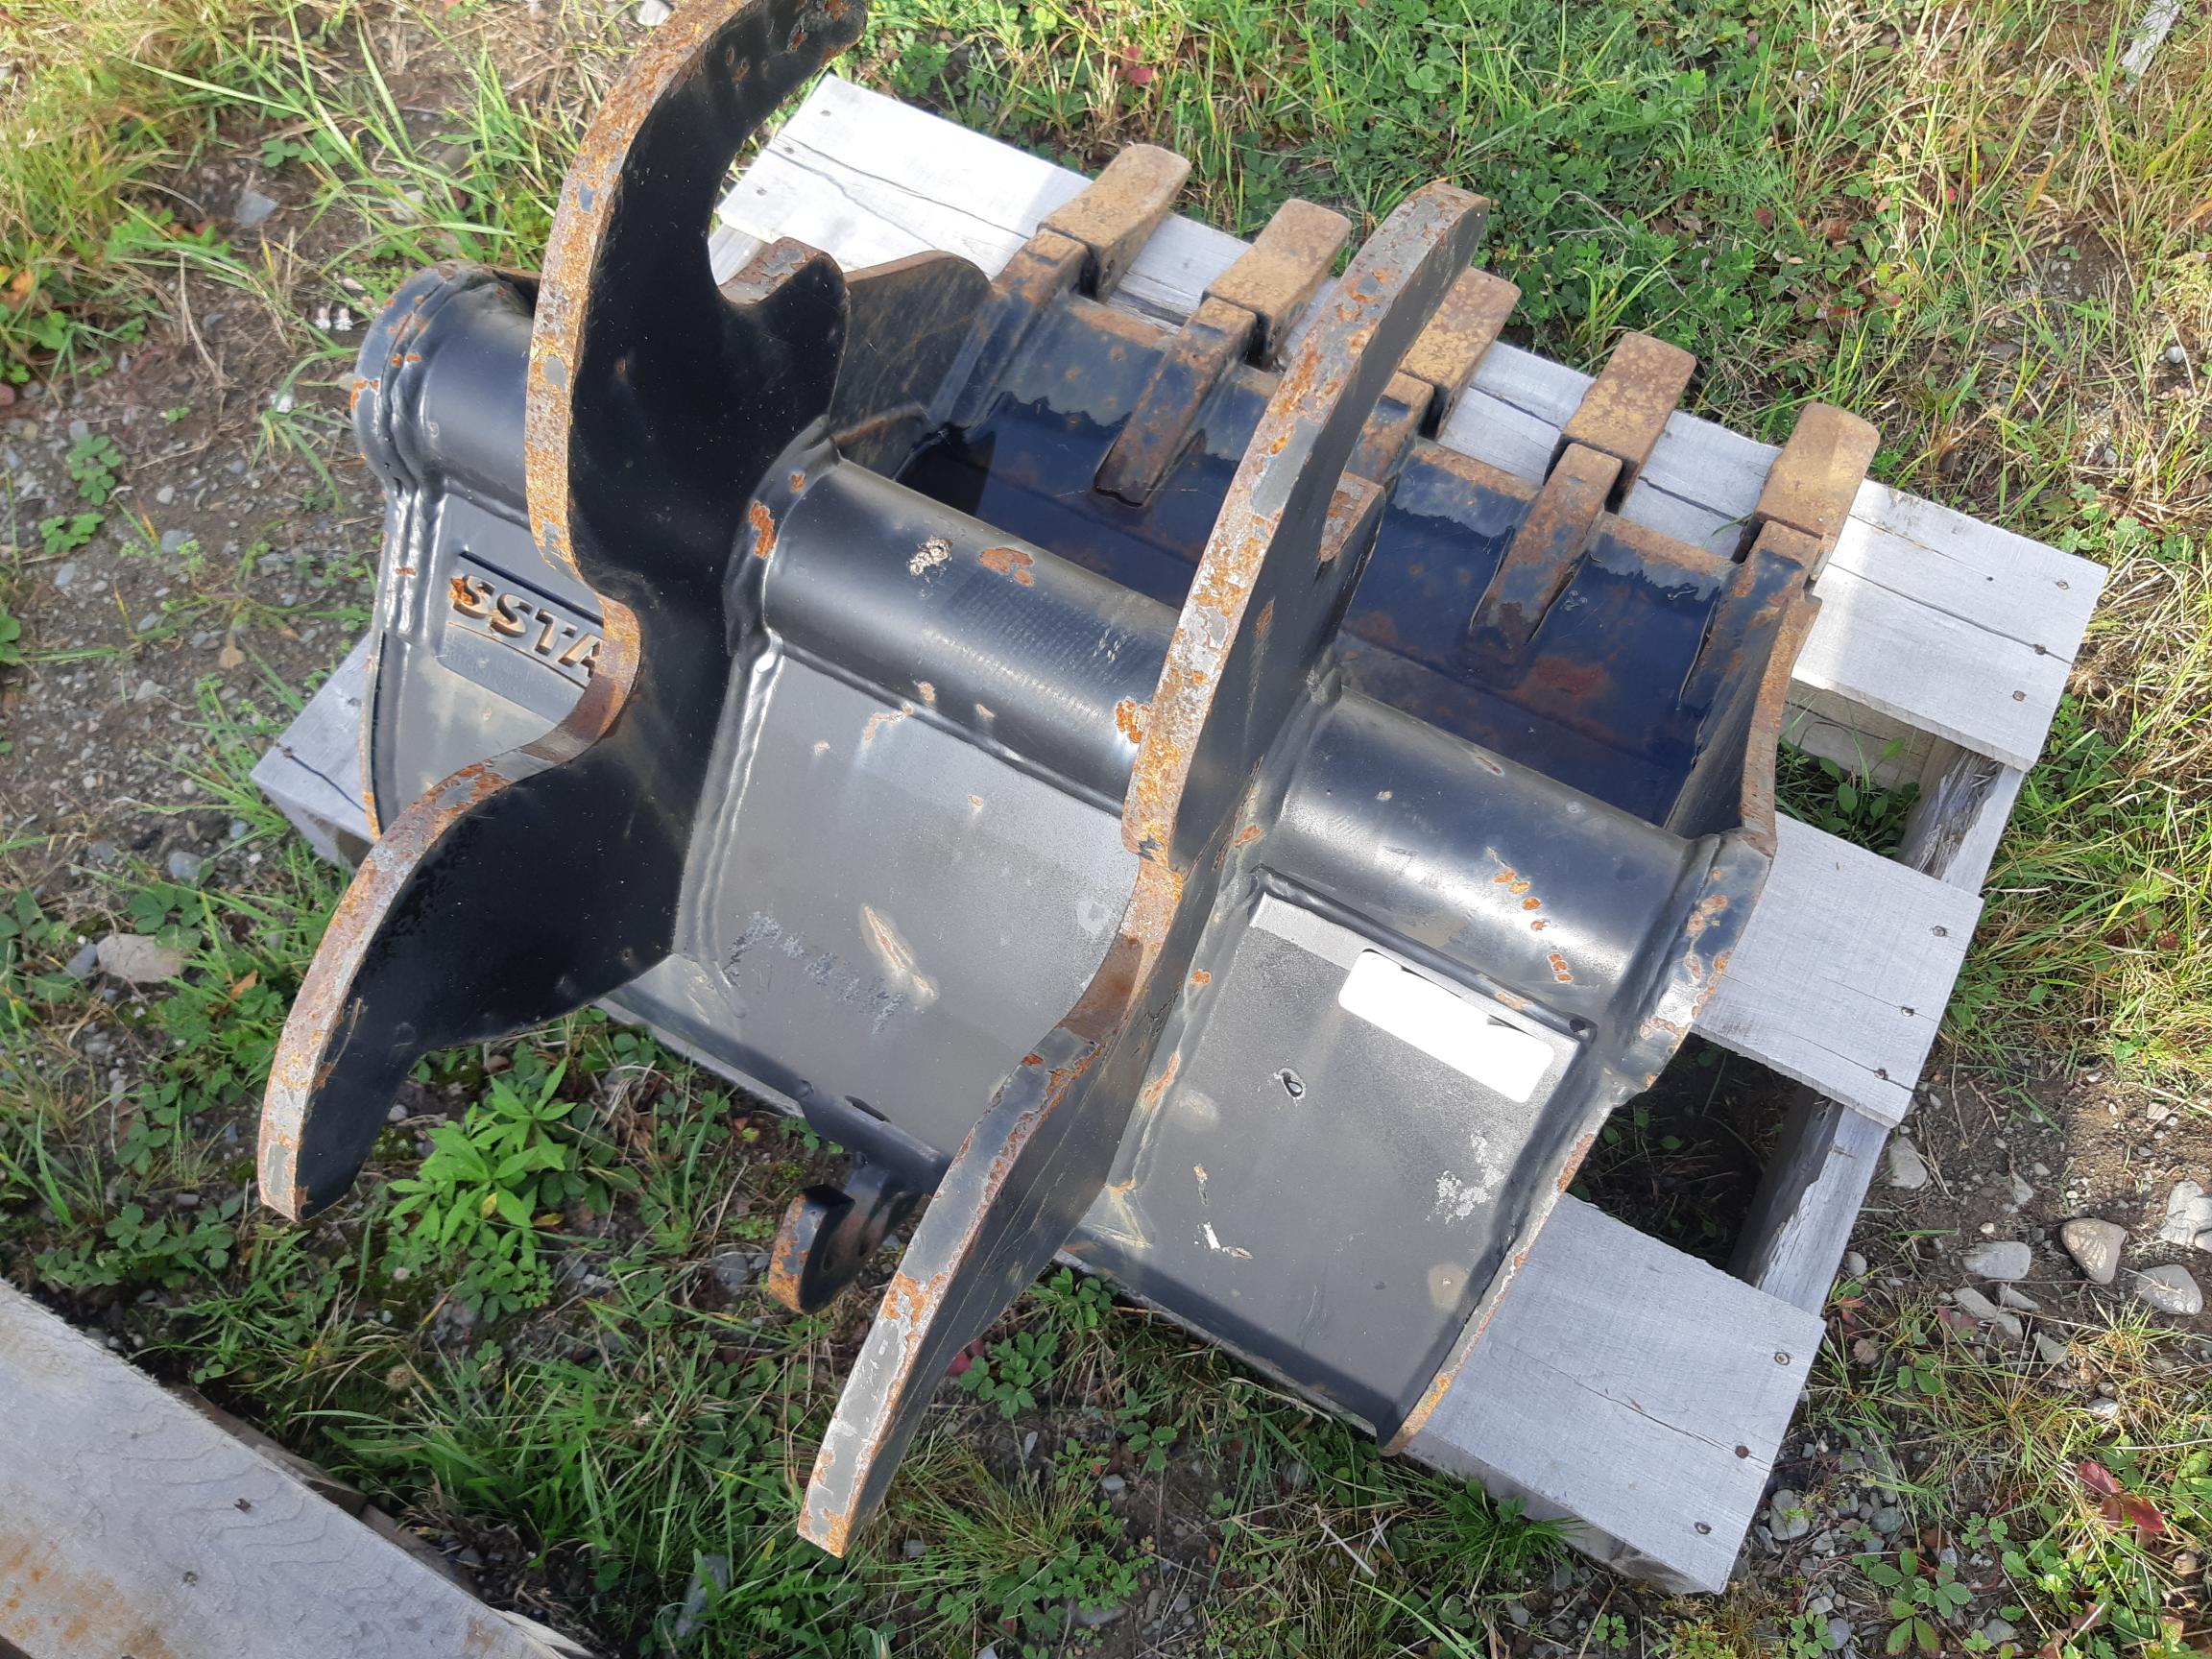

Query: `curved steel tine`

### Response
(797, 182, 1493, 1555)
(258, 0, 865, 1220)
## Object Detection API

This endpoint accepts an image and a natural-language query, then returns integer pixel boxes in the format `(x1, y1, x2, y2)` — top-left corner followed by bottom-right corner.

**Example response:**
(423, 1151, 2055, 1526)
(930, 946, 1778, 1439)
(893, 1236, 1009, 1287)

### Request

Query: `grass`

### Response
(2, 0, 2211, 1652)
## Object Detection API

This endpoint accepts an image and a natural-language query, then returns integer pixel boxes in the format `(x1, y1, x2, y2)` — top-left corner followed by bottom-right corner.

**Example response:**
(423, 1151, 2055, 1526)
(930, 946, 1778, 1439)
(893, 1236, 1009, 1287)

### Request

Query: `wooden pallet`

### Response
(252, 79, 2104, 1593)
(0, 1279, 589, 1659)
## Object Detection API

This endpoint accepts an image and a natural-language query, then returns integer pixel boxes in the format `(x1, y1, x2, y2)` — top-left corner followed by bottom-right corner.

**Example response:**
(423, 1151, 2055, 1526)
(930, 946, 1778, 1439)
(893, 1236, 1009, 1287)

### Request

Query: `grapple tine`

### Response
(258, 0, 865, 1217)
(797, 183, 1491, 1554)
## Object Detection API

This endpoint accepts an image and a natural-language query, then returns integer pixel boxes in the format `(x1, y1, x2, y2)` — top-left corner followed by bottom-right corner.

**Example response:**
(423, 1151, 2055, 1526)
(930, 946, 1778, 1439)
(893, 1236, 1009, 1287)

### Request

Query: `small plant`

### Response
(1590, 1608, 1631, 1647)
(1858, 1548, 1972, 1655)
(1034, 1262, 1113, 1336)
(896, 1442, 1139, 1659)
(1779, 1612, 1834, 1658)
(1114, 1389, 1181, 1473)
(1775, 739, 1922, 856)
(386, 1057, 619, 1318)
(0, 603, 21, 666)
(39, 512, 102, 554)
(957, 1327, 1059, 1419)
(37, 1197, 241, 1290)
(0, 889, 73, 1037)
(66, 433, 123, 504)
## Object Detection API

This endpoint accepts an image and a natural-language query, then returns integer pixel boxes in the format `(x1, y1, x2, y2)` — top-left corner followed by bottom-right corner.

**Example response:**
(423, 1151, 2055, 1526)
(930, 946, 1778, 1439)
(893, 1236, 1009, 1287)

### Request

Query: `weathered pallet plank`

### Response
(0, 1279, 577, 1659)
(1408, 1197, 1826, 1592)
(716, 78, 2107, 775)
(1700, 815, 1982, 1128)
(248, 635, 373, 865)
(1730, 1091, 1893, 1315)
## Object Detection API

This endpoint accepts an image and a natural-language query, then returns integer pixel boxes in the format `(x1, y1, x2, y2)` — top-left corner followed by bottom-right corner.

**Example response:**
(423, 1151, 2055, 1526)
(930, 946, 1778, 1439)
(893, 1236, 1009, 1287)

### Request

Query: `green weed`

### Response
(957, 1327, 1060, 1419)
(887, 1439, 1141, 1659)
(1775, 738, 1924, 856)
(38, 513, 103, 555)
(1859, 1548, 1973, 1655)
(386, 1056, 628, 1319)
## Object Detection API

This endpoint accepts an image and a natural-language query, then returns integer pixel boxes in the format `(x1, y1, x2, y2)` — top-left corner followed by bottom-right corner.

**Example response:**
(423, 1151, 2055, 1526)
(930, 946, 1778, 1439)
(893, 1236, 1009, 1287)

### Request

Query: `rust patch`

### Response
(1189, 968, 1211, 988)
(859, 702, 912, 747)
(1113, 697, 1148, 745)
(748, 497, 778, 561)
(1685, 891, 1732, 937)
(916, 680, 937, 705)
(765, 1193, 814, 1312)
(1140, 1051, 1180, 1107)
(1548, 951, 1574, 984)
(977, 544, 1036, 586)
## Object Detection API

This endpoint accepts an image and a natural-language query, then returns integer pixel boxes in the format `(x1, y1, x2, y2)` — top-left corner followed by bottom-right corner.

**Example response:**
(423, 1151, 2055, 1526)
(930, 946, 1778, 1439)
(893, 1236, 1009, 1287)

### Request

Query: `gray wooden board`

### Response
(1730, 1092, 1892, 1315)
(1697, 814, 1984, 1128)
(248, 634, 373, 865)
(1407, 1197, 1826, 1593)
(0, 1278, 574, 1659)
(713, 79, 2107, 773)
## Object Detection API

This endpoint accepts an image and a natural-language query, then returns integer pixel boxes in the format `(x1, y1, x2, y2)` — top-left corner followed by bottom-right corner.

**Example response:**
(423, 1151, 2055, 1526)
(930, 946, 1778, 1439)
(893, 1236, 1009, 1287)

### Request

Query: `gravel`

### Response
(2130, 1263, 2203, 1316)
(1885, 1136, 1929, 1190)
(1960, 1238, 2032, 1281)
(233, 186, 280, 228)
(2158, 1181, 2212, 1249)
(1767, 1488, 1812, 1541)
(2059, 1216, 2127, 1285)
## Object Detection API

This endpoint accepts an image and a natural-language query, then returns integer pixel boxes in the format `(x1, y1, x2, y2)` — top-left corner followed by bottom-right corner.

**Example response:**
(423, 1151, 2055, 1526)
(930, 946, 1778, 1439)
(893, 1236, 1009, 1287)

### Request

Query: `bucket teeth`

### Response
(1094, 195, 1350, 505)
(1347, 265, 1521, 485)
(1201, 196, 1354, 369)
(1745, 402, 1881, 572)
(948, 144, 1192, 427)
(1038, 143, 1192, 297)
(1469, 329, 1696, 660)
(1551, 330, 1695, 506)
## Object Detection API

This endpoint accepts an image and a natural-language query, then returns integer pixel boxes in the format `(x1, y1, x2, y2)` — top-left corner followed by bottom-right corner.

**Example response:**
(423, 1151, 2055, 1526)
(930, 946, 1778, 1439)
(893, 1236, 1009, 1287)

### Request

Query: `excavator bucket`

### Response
(262, 0, 1879, 1554)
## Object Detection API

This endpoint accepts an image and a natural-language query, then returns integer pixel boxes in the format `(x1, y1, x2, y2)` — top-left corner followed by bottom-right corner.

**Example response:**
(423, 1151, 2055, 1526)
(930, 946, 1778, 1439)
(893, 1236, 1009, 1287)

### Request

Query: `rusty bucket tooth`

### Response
(1038, 144, 1193, 298)
(795, 183, 1490, 1557)
(1744, 402, 1881, 572)
(1398, 263, 1519, 437)
(1468, 328, 1695, 662)
(948, 143, 1193, 428)
(1095, 196, 1352, 505)
(1348, 263, 1521, 485)
(1202, 196, 1356, 370)
(1551, 330, 1695, 505)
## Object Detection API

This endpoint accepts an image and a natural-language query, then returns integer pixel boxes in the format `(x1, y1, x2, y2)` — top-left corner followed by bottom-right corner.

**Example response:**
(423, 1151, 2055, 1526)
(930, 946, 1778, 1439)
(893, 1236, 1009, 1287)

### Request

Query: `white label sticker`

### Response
(1337, 950, 1553, 1102)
